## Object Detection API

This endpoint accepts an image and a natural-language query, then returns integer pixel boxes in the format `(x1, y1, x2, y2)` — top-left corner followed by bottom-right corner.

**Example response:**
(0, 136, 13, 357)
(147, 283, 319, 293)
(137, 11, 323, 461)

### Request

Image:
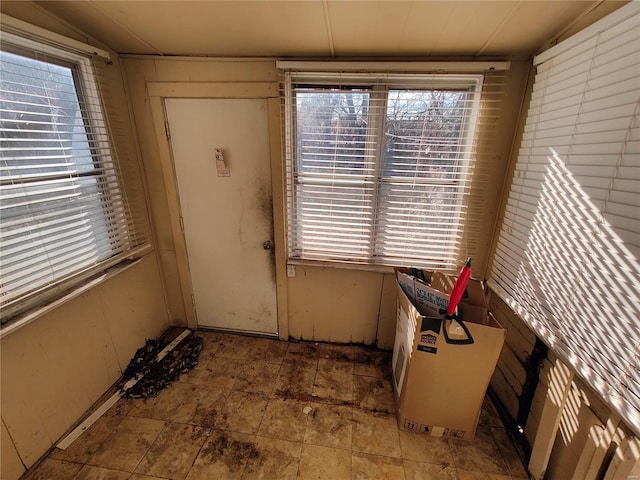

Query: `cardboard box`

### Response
(391, 268, 505, 440)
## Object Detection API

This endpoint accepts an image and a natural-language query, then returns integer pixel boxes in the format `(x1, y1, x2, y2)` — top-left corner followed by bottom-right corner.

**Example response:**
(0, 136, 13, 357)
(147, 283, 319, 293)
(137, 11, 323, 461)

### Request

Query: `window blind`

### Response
(488, 2, 640, 434)
(0, 29, 151, 321)
(282, 68, 508, 271)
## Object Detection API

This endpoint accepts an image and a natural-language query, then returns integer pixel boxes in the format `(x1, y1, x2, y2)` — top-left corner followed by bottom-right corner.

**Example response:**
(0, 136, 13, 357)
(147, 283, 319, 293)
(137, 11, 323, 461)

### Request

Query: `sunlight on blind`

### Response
(0, 32, 150, 321)
(489, 3, 640, 434)
(282, 71, 503, 270)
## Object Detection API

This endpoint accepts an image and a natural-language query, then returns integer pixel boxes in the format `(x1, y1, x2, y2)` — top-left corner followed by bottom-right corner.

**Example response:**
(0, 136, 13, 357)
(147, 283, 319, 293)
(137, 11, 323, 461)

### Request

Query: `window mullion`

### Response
(453, 79, 483, 267)
(367, 84, 389, 261)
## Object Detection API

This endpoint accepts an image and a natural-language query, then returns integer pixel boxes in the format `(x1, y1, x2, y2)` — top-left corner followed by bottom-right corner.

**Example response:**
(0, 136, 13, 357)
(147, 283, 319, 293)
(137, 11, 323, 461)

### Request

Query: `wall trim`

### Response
(147, 82, 278, 98)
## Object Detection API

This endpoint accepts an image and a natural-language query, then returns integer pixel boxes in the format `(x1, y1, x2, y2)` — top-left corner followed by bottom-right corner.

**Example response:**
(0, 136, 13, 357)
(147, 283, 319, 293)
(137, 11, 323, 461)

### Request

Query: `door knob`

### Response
(263, 240, 274, 250)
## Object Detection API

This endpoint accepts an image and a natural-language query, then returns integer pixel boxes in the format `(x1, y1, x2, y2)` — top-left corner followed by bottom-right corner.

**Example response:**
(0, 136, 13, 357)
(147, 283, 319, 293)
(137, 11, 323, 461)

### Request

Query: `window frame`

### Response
(284, 72, 484, 270)
(0, 30, 149, 323)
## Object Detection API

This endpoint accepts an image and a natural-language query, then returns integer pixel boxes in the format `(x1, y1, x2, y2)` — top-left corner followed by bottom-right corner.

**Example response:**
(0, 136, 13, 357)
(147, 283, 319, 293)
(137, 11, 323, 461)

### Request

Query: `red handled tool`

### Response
(442, 258, 474, 345)
(447, 258, 472, 317)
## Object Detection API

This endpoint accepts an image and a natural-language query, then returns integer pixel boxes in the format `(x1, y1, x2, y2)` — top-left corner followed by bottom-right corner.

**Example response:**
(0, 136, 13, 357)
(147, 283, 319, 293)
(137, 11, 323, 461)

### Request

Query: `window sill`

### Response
(287, 258, 396, 275)
(0, 256, 145, 340)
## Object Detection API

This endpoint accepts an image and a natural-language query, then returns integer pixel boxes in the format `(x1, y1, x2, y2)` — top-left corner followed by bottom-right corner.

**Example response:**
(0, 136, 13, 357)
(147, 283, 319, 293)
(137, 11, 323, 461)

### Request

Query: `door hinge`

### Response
(164, 120, 171, 140)
(191, 294, 196, 308)
(179, 216, 184, 231)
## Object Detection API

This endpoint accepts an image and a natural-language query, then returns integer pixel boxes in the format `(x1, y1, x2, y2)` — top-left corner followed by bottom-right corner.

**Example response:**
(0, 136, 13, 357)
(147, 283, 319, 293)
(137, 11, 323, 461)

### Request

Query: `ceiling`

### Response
(2, 1, 630, 58)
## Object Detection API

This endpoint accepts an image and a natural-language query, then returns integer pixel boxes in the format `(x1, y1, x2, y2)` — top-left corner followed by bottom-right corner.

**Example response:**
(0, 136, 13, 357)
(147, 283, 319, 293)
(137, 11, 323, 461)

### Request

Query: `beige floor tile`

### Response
(352, 409, 402, 458)
(233, 361, 281, 395)
(353, 375, 396, 413)
(455, 471, 487, 480)
(195, 331, 225, 353)
(353, 349, 392, 378)
(30, 333, 526, 480)
(215, 334, 258, 359)
(186, 355, 244, 389)
(351, 452, 405, 480)
(449, 424, 509, 475)
(217, 390, 269, 434)
(304, 402, 353, 450)
(313, 370, 353, 404)
(403, 460, 457, 480)
(283, 342, 321, 368)
(274, 363, 317, 400)
(241, 436, 303, 480)
(456, 470, 513, 480)
(489, 427, 529, 478)
(73, 465, 131, 480)
(171, 383, 228, 427)
(258, 398, 310, 442)
(88, 416, 165, 471)
(186, 431, 258, 480)
(246, 338, 289, 364)
(135, 423, 209, 479)
(128, 381, 193, 420)
(50, 400, 130, 463)
(194, 344, 218, 363)
(25, 458, 83, 479)
(298, 444, 351, 480)
(318, 356, 355, 375)
(398, 430, 455, 466)
(129, 475, 170, 480)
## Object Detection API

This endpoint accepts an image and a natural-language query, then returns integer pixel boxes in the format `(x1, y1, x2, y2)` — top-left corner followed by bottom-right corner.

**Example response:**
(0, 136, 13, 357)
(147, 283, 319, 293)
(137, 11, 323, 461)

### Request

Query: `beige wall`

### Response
(1, 256, 168, 472)
(0, 5, 171, 478)
(2, 421, 25, 480)
(287, 267, 397, 346)
(121, 57, 530, 348)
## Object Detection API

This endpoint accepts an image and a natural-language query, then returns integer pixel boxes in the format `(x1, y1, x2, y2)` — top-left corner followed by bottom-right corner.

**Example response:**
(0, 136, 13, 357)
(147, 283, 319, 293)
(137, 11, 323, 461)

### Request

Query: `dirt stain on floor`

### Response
(193, 407, 217, 428)
(274, 390, 354, 409)
(354, 350, 391, 367)
(202, 433, 261, 472)
(324, 350, 352, 363)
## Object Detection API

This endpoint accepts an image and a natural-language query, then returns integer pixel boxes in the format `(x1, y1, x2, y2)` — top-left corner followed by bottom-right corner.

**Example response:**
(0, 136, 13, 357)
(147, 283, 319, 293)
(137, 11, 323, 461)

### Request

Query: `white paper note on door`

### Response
(215, 148, 230, 177)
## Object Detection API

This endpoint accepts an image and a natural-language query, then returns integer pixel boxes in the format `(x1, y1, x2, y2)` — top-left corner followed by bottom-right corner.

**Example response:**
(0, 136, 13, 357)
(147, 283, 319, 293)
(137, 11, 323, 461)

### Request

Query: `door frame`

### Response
(149, 82, 289, 339)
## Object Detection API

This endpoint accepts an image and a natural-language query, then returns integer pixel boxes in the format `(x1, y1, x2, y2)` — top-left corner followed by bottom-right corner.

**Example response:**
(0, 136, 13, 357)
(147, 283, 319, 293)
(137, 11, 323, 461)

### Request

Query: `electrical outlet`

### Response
(287, 265, 296, 277)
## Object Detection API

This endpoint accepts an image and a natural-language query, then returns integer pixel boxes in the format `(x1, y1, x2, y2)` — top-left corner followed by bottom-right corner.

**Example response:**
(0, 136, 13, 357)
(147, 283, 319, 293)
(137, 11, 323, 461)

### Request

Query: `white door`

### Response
(165, 98, 277, 335)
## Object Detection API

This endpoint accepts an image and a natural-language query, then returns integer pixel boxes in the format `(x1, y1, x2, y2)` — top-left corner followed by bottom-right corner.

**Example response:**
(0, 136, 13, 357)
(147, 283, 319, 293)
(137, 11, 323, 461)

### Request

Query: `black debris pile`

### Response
(118, 329, 203, 398)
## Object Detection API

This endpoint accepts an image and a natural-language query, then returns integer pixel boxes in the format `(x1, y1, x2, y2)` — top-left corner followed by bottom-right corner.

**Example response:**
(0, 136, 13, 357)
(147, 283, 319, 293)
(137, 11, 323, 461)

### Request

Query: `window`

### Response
(0, 30, 149, 322)
(488, 3, 640, 433)
(284, 72, 488, 270)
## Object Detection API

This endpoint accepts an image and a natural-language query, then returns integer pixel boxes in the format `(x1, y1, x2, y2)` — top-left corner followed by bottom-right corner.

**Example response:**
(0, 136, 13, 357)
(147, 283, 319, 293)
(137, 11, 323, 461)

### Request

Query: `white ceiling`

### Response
(3, 1, 630, 58)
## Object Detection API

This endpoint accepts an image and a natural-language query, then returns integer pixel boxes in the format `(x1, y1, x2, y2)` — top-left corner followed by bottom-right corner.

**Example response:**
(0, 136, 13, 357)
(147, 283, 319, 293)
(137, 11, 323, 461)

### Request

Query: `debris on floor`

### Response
(118, 328, 203, 398)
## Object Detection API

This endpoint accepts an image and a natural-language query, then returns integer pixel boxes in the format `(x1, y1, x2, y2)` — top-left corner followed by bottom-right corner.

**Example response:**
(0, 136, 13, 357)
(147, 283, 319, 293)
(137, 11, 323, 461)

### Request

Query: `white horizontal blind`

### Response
(489, 3, 640, 434)
(0, 32, 150, 321)
(292, 86, 376, 262)
(282, 71, 505, 270)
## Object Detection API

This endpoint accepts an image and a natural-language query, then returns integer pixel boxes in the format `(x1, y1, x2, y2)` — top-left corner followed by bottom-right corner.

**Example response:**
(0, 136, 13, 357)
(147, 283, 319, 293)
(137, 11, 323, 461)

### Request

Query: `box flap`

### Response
(431, 271, 486, 308)
(396, 270, 417, 302)
(414, 278, 449, 317)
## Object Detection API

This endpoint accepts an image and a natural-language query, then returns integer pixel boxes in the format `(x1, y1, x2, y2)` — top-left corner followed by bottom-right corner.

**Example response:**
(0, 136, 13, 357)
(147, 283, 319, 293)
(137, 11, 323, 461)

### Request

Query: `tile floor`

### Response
(27, 331, 530, 480)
